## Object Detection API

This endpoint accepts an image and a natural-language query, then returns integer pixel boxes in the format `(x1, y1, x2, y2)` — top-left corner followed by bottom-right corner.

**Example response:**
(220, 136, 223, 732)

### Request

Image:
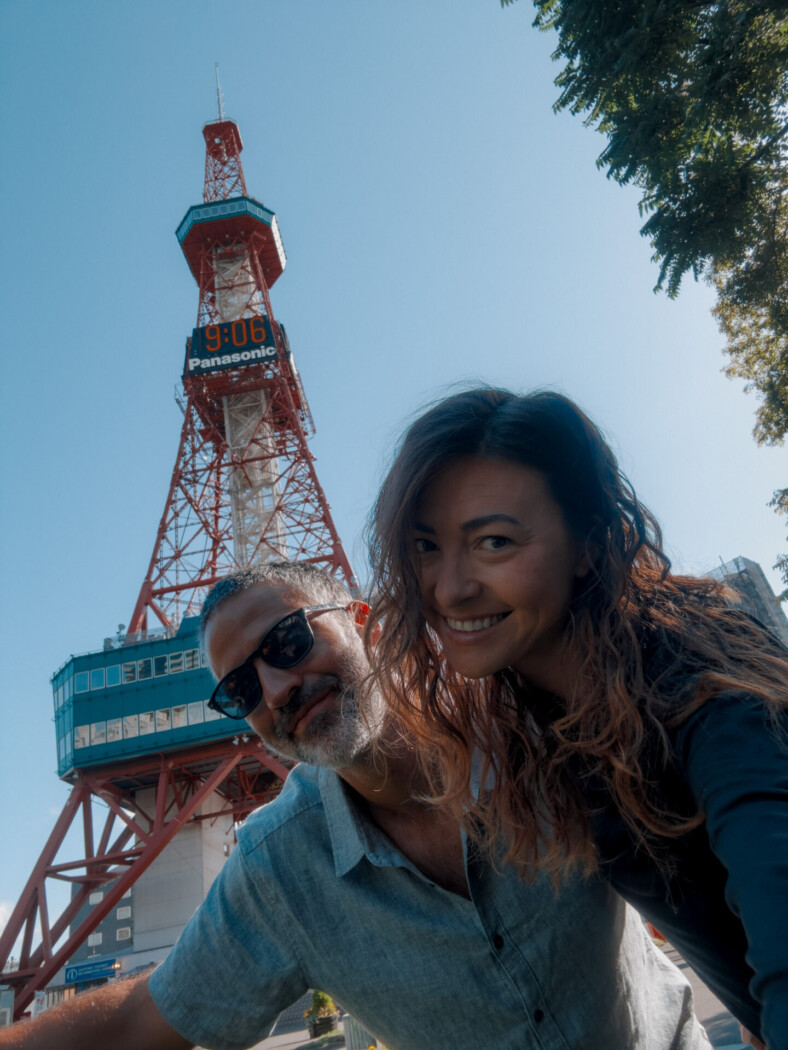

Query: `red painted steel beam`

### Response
(2, 740, 286, 1018)
(0, 783, 87, 965)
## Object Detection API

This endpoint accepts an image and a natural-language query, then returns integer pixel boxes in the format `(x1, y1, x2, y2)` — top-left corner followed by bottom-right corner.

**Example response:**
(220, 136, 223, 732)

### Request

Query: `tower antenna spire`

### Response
(215, 62, 225, 120)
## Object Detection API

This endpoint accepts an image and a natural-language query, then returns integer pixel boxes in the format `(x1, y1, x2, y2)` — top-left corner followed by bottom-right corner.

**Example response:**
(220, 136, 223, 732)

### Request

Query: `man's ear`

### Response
(349, 600, 370, 626)
(349, 601, 381, 644)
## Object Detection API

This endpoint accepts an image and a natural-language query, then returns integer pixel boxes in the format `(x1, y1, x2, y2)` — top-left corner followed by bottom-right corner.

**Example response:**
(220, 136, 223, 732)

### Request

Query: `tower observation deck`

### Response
(0, 104, 357, 1019)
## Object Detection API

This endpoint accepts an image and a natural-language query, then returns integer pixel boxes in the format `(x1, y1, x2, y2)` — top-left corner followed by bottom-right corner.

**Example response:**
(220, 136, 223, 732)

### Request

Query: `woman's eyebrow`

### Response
(413, 513, 522, 534)
(461, 513, 521, 532)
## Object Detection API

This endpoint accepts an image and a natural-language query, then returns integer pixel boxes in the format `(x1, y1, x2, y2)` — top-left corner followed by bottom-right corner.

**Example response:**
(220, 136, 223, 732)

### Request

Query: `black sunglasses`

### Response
(208, 604, 346, 720)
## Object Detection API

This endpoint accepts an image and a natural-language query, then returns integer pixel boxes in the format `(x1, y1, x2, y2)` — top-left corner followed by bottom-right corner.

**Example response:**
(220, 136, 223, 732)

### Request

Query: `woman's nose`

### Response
(431, 553, 481, 611)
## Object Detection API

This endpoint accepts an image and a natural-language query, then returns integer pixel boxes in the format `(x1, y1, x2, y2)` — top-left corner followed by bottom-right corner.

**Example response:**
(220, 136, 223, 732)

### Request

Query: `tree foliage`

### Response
(770, 488, 788, 599)
(711, 186, 788, 447)
(502, 0, 788, 586)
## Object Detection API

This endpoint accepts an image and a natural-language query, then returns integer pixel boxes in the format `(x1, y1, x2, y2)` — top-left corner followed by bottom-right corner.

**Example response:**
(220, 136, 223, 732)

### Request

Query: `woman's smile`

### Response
(444, 612, 510, 632)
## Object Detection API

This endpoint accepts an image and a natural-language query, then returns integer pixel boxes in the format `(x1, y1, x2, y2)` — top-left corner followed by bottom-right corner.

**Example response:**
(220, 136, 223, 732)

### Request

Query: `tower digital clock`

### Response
(185, 315, 277, 376)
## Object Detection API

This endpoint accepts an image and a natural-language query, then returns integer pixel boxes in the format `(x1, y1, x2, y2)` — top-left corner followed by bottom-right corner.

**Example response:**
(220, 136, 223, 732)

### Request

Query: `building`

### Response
(708, 556, 788, 646)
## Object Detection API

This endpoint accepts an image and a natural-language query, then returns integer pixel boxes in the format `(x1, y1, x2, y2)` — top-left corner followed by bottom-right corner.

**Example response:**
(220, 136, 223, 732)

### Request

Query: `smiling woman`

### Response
(413, 457, 590, 689)
(367, 387, 788, 1050)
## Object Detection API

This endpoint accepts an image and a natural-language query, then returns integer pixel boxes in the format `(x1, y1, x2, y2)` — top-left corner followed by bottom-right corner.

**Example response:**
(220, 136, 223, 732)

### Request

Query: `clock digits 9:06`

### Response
(204, 316, 269, 353)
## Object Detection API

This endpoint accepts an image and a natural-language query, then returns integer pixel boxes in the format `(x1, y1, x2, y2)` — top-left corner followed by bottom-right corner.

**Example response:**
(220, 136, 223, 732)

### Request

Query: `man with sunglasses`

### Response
(1, 562, 711, 1050)
(202, 583, 388, 771)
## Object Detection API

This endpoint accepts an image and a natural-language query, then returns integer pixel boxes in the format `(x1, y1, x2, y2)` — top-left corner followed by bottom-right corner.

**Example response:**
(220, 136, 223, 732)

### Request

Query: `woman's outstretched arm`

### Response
(675, 691, 788, 1050)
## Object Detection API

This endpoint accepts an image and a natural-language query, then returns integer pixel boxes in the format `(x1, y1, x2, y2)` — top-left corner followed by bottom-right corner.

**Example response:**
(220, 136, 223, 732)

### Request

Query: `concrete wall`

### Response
(132, 787, 235, 954)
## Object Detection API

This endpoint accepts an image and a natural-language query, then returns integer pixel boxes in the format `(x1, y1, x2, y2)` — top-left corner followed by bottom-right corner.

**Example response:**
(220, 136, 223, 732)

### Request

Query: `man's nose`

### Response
(432, 552, 481, 610)
(252, 658, 302, 711)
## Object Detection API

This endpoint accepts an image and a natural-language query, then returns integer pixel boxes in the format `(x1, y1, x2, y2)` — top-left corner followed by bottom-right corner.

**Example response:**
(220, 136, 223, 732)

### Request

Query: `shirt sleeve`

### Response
(148, 843, 308, 1050)
(672, 692, 788, 1049)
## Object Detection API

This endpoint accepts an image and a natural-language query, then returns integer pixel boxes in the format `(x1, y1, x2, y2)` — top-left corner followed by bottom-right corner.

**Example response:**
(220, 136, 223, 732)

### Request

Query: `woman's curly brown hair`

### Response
(366, 387, 788, 879)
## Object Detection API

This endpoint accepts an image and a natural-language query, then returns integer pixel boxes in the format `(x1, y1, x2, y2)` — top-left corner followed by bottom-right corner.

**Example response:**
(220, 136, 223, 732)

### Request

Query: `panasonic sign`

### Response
(184, 316, 279, 376)
(186, 344, 277, 374)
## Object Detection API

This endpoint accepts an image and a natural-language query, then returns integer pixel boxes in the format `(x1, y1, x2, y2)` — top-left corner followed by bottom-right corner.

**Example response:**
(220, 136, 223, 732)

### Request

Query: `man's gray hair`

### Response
(200, 561, 352, 643)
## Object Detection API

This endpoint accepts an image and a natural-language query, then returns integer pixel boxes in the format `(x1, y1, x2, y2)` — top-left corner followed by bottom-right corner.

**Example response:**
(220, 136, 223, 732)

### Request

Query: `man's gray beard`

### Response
(256, 654, 387, 769)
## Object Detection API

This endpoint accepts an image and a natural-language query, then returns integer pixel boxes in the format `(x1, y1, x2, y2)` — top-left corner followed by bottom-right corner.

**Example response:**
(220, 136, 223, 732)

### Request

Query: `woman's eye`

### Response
(414, 537, 437, 554)
(478, 535, 511, 551)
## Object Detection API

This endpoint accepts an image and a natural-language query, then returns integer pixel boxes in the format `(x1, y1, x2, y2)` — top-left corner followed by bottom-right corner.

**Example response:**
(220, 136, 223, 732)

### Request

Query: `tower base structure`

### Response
(0, 738, 287, 1020)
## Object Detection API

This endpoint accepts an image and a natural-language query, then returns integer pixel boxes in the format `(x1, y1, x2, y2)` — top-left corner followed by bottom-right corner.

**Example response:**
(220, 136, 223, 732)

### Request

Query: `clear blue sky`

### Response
(1, 0, 784, 939)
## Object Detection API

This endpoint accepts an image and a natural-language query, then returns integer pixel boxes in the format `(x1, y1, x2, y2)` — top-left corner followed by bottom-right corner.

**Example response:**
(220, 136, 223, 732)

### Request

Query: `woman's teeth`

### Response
(446, 613, 506, 632)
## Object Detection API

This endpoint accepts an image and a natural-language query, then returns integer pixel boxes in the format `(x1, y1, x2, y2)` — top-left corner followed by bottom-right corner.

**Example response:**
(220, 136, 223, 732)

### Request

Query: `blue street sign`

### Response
(64, 959, 117, 984)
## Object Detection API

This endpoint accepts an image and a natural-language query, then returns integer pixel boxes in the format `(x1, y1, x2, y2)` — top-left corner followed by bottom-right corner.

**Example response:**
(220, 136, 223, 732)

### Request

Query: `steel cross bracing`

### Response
(129, 117, 356, 634)
(128, 355, 350, 631)
(0, 740, 288, 1020)
(203, 120, 247, 203)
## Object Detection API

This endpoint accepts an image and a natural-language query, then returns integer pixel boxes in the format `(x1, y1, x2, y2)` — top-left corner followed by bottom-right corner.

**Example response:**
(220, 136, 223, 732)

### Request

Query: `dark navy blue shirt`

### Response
(585, 690, 788, 1048)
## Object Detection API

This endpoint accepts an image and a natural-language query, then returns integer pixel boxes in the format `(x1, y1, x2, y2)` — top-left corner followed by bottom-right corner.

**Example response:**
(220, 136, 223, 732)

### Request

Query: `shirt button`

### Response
(493, 933, 504, 949)
(534, 1008, 544, 1023)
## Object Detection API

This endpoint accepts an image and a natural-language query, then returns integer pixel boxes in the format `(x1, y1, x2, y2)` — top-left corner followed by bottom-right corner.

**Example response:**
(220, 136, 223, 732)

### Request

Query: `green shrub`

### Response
(304, 990, 337, 1022)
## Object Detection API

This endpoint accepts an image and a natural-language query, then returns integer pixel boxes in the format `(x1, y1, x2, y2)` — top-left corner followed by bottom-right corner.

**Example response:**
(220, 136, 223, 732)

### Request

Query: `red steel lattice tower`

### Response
(128, 110, 356, 634)
(0, 102, 357, 1019)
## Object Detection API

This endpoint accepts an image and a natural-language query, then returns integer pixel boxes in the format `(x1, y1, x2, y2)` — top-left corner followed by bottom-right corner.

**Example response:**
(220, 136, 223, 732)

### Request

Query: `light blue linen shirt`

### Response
(149, 763, 710, 1050)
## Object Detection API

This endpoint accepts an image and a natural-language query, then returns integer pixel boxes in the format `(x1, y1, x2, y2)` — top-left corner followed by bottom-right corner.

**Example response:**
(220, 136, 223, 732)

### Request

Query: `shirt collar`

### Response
(318, 766, 425, 879)
(317, 767, 381, 876)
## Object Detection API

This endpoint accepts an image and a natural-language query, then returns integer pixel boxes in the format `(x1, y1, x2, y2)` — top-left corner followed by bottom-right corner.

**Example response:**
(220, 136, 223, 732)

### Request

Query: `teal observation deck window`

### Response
(51, 618, 236, 779)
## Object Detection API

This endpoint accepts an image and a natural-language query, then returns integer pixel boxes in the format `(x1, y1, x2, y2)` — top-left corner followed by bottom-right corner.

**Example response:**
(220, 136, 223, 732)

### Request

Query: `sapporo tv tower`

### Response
(0, 80, 356, 1020)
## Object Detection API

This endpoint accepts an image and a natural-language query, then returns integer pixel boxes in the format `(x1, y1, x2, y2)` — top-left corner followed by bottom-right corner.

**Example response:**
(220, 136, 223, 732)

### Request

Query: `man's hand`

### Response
(0, 975, 192, 1050)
